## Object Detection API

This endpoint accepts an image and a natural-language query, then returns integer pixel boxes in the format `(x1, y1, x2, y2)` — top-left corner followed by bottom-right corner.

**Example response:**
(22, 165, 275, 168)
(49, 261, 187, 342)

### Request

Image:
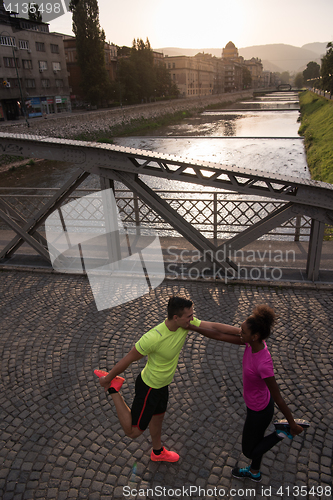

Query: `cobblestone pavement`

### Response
(0, 271, 332, 500)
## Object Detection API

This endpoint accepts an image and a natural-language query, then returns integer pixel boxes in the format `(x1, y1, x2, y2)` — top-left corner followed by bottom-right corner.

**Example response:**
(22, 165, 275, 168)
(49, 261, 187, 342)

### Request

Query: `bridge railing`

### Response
(1, 132, 332, 281)
(0, 187, 313, 242)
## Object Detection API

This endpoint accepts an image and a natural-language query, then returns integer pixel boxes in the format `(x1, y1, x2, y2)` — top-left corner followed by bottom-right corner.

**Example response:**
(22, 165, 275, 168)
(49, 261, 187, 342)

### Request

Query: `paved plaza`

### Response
(0, 270, 332, 499)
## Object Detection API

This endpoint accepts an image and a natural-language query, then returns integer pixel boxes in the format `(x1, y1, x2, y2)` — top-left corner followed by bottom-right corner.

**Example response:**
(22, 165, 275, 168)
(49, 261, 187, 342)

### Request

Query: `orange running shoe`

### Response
(94, 369, 124, 392)
(150, 447, 179, 462)
(109, 376, 125, 392)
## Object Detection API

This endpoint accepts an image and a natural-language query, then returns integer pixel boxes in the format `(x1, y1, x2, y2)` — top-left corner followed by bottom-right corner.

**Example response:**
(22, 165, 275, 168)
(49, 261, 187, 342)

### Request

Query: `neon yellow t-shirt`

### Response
(135, 317, 201, 389)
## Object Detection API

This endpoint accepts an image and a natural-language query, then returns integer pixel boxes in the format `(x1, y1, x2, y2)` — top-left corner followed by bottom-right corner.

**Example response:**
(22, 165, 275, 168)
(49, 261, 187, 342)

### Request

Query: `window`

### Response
(0, 36, 16, 47)
(50, 44, 59, 54)
(41, 79, 50, 88)
(39, 61, 48, 71)
(55, 79, 64, 87)
(66, 50, 76, 63)
(4, 57, 20, 68)
(25, 79, 36, 88)
(52, 62, 61, 72)
(22, 59, 33, 70)
(7, 78, 21, 88)
(19, 40, 29, 50)
(36, 42, 45, 51)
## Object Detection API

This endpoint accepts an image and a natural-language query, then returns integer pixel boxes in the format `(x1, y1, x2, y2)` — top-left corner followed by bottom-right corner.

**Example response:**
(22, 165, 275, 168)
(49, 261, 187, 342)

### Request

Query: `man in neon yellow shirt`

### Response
(99, 295, 215, 462)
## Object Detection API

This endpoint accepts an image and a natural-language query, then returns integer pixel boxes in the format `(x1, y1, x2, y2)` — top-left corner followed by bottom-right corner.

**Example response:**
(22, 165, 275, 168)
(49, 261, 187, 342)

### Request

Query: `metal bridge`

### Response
(0, 132, 332, 281)
(277, 84, 293, 91)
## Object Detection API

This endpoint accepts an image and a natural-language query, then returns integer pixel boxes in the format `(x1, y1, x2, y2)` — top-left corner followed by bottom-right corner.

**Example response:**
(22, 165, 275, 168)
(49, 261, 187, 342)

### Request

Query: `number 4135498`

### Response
(277, 486, 331, 497)
(4, 3, 61, 14)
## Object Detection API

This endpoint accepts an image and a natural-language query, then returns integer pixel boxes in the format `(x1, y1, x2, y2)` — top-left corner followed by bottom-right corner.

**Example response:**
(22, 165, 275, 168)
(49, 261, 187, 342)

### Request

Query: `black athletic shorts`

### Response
(131, 373, 169, 431)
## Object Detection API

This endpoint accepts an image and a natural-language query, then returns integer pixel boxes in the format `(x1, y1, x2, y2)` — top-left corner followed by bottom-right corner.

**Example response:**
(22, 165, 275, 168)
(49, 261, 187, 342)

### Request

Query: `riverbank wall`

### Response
(2, 91, 253, 140)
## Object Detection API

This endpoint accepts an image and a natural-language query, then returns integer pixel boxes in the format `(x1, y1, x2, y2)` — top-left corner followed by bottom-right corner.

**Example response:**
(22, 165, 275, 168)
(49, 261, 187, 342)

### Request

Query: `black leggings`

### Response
(242, 397, 281, 470)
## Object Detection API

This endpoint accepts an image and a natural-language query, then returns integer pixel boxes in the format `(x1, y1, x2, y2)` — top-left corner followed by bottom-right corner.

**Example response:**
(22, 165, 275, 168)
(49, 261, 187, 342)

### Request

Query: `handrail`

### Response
(0, 187, 311, 241)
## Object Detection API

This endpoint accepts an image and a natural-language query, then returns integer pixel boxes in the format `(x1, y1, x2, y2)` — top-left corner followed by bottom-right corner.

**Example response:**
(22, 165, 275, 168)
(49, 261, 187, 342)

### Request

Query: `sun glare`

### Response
(153, 0, 246, 48)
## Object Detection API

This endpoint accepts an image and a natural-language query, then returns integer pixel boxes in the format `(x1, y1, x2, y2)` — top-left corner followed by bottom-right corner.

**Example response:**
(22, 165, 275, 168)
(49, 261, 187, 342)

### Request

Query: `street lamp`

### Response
(1, 30, 30, 127)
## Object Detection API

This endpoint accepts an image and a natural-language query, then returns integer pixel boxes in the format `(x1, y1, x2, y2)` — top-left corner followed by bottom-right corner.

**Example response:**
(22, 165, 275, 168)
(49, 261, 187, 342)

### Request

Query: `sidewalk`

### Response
(1, 231, 333, 285)
(0, 269, 332, 499)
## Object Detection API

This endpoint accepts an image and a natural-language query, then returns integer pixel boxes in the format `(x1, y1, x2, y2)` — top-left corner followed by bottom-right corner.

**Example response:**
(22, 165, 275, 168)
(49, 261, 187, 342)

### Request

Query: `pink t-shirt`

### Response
(242, 342, 274, 411)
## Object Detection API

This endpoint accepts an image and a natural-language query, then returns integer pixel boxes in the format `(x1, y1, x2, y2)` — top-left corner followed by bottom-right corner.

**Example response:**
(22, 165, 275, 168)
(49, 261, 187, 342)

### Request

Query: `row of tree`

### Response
(69, 0, 178, 105)
(294, 42, 333, 94)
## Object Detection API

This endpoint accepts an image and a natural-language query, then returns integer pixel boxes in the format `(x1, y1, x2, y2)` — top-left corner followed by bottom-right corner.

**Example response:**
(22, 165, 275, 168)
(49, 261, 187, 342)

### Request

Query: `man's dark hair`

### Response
(167, 296, 193, 320)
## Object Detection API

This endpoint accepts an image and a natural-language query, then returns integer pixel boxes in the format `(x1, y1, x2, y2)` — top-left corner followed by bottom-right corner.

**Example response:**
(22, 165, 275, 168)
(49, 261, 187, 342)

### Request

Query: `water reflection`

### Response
(230, 101, 299, 109)
(169, 110, 300, 137)
(114, 91, 309, 190)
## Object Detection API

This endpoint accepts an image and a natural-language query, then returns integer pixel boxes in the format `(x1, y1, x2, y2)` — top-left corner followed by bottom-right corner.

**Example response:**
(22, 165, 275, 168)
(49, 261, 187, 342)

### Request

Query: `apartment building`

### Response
(222, 41, 263, 91)
(222, 61, 243, 92)
(0, 4, 70, 121)
(164, 52, 223, 98)
(221, 41, 243, 92)
(163, 41, 264, 97)
(243, 57, 264, 88)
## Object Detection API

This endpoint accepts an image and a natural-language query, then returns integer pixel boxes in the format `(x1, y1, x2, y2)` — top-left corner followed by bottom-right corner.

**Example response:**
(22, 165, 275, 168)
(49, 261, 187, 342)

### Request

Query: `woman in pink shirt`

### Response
(190, 304, 307, 483)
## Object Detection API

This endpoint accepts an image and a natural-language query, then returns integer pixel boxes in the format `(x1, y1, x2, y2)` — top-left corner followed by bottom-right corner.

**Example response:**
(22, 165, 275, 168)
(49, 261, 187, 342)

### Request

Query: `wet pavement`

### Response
(0, 270, 332, 499)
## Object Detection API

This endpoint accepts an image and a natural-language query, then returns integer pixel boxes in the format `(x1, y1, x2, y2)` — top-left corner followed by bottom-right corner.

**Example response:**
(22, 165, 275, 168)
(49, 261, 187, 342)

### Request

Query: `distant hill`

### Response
(157, 42, 330, 73)
(301, 42, 329, 55)
(238, 43, 327, 73)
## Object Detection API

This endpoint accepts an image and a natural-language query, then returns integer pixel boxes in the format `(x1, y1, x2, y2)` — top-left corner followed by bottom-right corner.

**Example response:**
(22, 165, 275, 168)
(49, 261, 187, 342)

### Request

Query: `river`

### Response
(0, 91, 308, 192)
(113, 91, 308, 191)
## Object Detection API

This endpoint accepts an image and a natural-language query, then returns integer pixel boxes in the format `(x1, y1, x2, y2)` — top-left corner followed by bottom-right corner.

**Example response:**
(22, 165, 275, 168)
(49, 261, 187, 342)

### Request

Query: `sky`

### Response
(49, 0, 333, 50)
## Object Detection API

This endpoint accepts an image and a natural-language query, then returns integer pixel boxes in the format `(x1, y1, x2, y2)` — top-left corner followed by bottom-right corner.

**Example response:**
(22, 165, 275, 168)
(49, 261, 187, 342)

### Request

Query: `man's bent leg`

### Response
(111, 393, 143, 439)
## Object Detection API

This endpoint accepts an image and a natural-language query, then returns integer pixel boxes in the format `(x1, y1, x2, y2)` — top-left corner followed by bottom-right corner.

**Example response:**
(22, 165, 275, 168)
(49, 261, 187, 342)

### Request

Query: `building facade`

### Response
(222, 60, 243, 92)
(164, 52, 224, 98)
(221, 41, 264, 92)
(0, 4, 70, 121)
(243, 57, 264, 88)
(162, 42, 266, 97)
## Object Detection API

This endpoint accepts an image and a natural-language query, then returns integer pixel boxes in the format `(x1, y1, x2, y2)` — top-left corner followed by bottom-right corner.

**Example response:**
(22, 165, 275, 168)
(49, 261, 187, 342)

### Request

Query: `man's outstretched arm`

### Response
(190, 321, 244, 345)
(99, 346, 144, 390)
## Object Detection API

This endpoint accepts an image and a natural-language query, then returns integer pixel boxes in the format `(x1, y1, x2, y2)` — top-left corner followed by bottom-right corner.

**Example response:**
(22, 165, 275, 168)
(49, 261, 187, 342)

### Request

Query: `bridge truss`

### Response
(0, 132, 332, 281)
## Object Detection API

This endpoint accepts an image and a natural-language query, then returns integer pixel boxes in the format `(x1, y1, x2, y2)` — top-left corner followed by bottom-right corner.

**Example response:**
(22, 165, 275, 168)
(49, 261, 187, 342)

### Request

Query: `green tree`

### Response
(155, 63, 179, 98)
(69, 0, 111, 105)
(131, 38, 156, 102)
(294, 72, 304, 88)
(242, 67, 252, 89)
(116, 38, 178, 104)
(280, 71, 290, 84)
(303, 61, 320, 83)
(321, 42, 333, 95)
(116, 56, 139, 104)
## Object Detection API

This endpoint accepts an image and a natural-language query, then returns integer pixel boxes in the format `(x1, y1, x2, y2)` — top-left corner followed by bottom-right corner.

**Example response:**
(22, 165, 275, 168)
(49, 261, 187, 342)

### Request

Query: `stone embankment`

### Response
(4, 91, 253, 139)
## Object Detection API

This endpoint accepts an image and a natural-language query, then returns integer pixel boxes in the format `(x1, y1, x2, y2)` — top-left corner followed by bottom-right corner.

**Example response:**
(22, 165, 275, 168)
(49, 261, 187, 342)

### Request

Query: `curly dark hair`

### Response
(246, 304, 276, 340)
(167, 296, 193, 320)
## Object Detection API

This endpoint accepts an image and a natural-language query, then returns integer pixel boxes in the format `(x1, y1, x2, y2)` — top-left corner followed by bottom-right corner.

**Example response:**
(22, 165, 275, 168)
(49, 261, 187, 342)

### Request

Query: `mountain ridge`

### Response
(157, 42, 329, 73)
